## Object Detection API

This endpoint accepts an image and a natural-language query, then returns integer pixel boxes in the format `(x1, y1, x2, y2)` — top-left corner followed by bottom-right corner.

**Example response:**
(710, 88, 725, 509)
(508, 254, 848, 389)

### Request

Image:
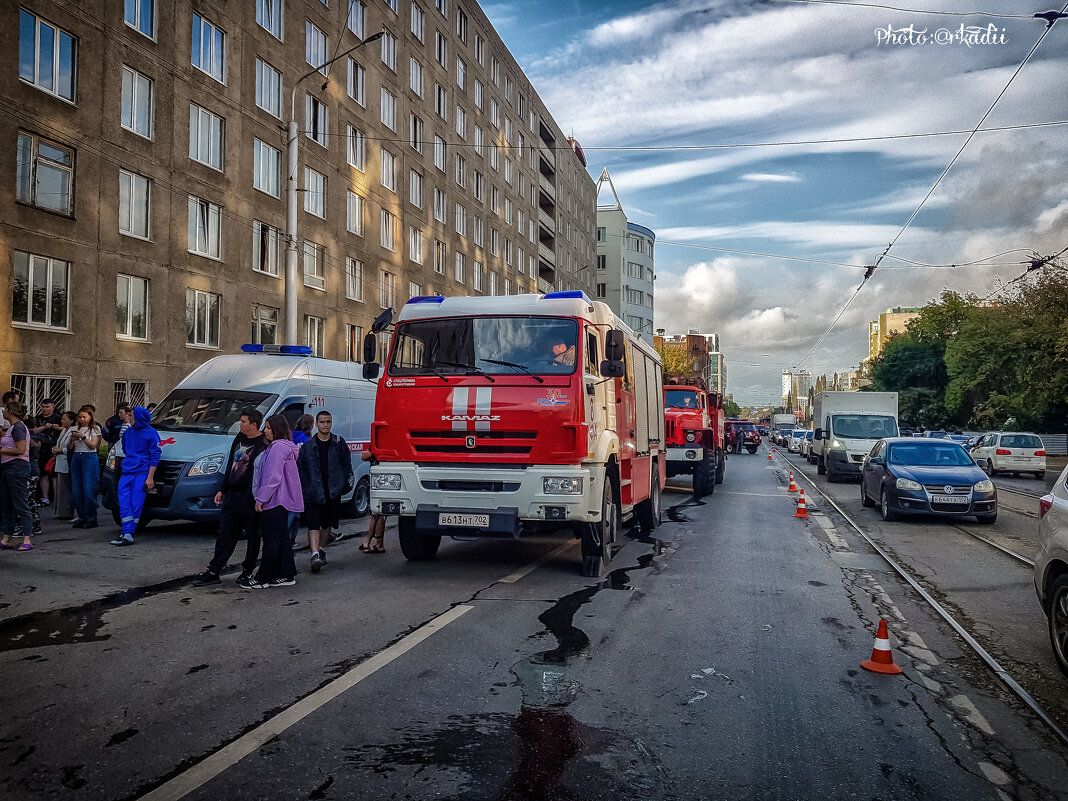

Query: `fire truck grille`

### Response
(413, 444, 533, 455)
(665, 420, 675, 440)
(421, 480, 522, 492)
(410, 431, 536, 457)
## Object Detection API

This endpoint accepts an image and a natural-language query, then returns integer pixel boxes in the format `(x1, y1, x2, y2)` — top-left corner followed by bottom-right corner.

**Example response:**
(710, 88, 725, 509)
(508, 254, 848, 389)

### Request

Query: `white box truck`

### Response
(812, 391, 899, 482)
(772, 413, 796, 445)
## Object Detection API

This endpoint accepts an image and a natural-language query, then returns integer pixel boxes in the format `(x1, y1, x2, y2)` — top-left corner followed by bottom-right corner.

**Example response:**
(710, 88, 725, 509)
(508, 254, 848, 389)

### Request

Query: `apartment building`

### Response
(653, 329, 720, 391)
(3, 0, 596, 410)
(594, 168, 654, 343)
(867, 306, 921, 362)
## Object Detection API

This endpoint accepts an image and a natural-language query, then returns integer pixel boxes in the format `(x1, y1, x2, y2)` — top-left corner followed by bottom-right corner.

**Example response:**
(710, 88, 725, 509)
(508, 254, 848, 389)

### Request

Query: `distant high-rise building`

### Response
(781, 369, 793, 409)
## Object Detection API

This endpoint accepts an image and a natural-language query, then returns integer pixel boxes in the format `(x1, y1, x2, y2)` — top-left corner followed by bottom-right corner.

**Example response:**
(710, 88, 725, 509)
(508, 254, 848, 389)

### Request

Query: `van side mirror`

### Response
(814, 428, 824, 440)
(604, 329, 624, 362)
(362, 362, 380, 380)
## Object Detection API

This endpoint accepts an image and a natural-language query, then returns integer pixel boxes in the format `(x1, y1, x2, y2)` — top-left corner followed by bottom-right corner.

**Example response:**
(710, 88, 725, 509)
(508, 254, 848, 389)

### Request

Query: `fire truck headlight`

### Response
(543, 477, 583, 495)
(685, 431, 697, 442)
(188, 454, 224, 477)
(371, 473, 403, 491)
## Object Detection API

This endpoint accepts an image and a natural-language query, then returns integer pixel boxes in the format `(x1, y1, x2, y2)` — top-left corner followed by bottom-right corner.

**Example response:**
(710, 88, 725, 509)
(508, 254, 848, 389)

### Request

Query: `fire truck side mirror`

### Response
(363, 333, 378, 364)
(604, 329, 625, 361)
(599, 359, 625, 378)
(362, 363, 380, 380)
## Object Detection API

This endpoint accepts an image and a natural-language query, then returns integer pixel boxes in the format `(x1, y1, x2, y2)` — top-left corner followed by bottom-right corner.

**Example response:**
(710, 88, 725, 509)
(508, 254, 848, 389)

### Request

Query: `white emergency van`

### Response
(102, 346, 377, 526)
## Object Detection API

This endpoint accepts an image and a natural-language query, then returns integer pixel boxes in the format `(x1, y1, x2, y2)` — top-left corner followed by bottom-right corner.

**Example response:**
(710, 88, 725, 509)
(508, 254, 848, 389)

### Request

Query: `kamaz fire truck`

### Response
(663, 383, 725, 497)
(363, 291, 666, 577)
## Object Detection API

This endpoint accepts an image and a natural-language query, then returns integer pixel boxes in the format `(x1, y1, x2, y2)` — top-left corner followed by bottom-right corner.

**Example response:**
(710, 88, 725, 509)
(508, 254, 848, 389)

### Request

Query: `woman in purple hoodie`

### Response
(245, 414, 304, 589)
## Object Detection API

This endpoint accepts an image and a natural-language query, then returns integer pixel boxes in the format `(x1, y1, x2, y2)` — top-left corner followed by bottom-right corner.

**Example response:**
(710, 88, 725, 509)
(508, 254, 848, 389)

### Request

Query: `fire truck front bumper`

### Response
(666, 447, 704, 462)
(370, 463, 607, 529)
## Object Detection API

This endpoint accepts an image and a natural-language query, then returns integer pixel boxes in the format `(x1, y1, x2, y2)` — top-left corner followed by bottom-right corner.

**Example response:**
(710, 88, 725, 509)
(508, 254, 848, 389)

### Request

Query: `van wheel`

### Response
(1048, 575, 1068, 677)
(635, 473, 661, 531)
(817, 455, 826, 476)
(345, 476, 370, 517)
(398, 516, 441, 561)
(581, 479, 616, 577)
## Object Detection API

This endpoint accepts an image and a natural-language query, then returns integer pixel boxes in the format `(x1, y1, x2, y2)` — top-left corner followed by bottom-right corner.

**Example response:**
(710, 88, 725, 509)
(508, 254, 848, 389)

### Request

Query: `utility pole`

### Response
(285, 30, 384, 345)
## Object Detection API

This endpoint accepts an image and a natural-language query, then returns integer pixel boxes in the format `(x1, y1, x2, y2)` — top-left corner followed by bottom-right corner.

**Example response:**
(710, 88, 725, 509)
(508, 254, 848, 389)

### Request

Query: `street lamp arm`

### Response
(290, 30, 385, 120)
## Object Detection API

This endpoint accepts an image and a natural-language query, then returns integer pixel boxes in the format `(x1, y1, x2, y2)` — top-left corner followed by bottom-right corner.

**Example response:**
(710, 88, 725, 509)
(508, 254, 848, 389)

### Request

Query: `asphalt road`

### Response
(2, 450, 1067, 800)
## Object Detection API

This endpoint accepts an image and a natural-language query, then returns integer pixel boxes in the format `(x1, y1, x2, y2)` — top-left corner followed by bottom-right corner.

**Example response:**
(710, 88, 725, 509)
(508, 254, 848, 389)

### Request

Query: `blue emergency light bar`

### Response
(240, 344, 314, 355)
(543, 290, 593, 302)
(406, 295, 446, 304)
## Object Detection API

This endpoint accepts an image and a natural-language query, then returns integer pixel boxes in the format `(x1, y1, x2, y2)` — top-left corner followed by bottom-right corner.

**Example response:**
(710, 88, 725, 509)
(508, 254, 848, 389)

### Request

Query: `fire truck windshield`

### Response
(388, 316, 579, 377)
(665, 390, 700, 409)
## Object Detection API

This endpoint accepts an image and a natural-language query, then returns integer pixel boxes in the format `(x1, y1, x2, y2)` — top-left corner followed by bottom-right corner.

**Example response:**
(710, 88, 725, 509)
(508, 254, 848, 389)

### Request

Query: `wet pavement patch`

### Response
(0, 575, 197, 653)
(186, 664, 209, 675)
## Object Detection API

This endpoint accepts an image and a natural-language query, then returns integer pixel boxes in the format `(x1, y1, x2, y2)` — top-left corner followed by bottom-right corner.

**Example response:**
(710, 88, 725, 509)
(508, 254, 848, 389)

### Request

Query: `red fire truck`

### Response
(363, 291, 666, 577)
(663, 384, 725, 496)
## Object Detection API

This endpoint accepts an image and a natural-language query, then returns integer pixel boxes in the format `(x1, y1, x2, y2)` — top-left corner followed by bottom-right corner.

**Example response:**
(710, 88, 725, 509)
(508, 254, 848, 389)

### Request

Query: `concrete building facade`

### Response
(3, 0, 596, 411)
(594, 168, 654, 344)
(867, 306, 921, 362)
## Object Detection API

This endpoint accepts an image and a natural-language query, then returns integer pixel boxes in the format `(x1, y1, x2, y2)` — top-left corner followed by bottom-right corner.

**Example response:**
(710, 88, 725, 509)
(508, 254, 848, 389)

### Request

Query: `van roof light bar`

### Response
(406, 296, 446, 304)
(543, 290, 592, 302)
(240, 344, 314, 355)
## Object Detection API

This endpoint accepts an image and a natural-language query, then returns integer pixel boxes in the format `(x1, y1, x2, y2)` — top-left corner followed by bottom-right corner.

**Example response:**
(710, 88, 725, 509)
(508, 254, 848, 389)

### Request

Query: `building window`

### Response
(114, 380, 149, 409)
(253, 139, 280, 197)
(597, 255, 606, 271)
(381, 32, 397, 71)
(473, 260, 483, 291)
(303, 241, 325, 289)
(489, 270, 497, 296)
(306, 95, 328, 146)
(490, 99, 499, 127)
(191, 13, 225, 82)
(410, 4, 424, 40)
(384, 0, 398, 12)
(473, 171, 484, 202)
(347, 126, 366, 170)
(347, 324, 364, 362)
(434, 189, 446, 222)
(454, 252, 465, 284)
(379, 270, 396, 309)
(435, 84, 447, 119)
(11, 251, 69, 330)
(348, 0, 366, 36)
(118, 170, 151, 239)
(409, 169, 423, 207)
(380, 88, 396, 130)
(434, 31, 447, 67)
(253, 221, 281, 276)
(16, 133, 73, 215)
(455, 106, 466, 139)
(409, 227, 424, 264)
(489, 228, 499, 256)
(596, 283, 606, 299)
(251, 304, 278, 345)
(304, 315, 325, 356)
(474, 126, 484, 156)
(345, 257, 364, 301)
(304, 168, 326, 217)
(435, 0, 448, 18)
(255, 0, 282, 39)
(125, 0, 155, 37)
(18, 10, 77, 101)
(474, 33, 484, 65)
(380, 210, 396, 251)
(455, 154, 466, 188)
(187, 196, 221, 258)
(434, 241, 446, 274)
(491, 57, 500, 86)
(185, 289, 220, 348)
(116, 274, 149, 340)
(189, 104, 224, 170)
(456, 58, 466, 90)
(456, 8, 468, 40)
(346, 190, 364, 235)
(120, 67, 153, 138)
(381, 149, 396, 192)
(473, 216, 484, 246)
(490, 186, 499, 214)
(409, 57, 423, 97)
(255, 59, 282, 117)
(306, 22, 327, 73)
(410, 113, 424, 152)
(433, 136, 446, 172)
(347, 59, 365, 105)
(455, 203, 466, 236)
(596, 227, 606, 242)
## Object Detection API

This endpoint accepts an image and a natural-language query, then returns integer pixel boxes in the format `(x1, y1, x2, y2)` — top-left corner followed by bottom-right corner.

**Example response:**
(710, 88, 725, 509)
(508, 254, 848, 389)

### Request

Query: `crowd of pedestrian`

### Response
(3, 394, 378, 590)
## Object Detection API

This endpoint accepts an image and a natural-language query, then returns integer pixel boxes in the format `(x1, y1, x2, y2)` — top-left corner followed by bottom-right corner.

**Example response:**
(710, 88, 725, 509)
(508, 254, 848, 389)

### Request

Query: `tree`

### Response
(655, 343, 698, 383)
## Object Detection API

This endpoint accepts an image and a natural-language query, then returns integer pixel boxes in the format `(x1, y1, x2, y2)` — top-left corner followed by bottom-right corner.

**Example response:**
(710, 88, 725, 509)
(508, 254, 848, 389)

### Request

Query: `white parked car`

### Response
(801, 430, 816, 462)
(788, 429, 807, 454)
(970, 431, 1046, 479)
(1035, 463, 1068, 676)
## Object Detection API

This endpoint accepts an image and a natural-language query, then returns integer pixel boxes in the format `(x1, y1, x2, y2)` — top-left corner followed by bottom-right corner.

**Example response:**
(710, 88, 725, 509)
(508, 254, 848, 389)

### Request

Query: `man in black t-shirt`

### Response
(32, 399, 63, 505)
(192, 409, 268, 586)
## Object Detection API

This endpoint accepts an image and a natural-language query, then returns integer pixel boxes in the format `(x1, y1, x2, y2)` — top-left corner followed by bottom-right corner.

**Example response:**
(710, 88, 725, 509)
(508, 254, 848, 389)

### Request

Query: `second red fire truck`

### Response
(363, 291, 666, 577)
(663, 383, 725, 496)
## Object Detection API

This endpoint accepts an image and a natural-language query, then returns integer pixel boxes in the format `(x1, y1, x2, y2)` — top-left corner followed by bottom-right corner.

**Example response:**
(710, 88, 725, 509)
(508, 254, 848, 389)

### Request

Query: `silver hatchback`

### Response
(1035, 463, 1068, 676)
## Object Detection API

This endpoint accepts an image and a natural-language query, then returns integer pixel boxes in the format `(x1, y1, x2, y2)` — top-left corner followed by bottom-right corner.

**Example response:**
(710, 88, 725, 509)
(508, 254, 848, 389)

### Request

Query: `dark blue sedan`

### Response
(860, 438, 997, 524)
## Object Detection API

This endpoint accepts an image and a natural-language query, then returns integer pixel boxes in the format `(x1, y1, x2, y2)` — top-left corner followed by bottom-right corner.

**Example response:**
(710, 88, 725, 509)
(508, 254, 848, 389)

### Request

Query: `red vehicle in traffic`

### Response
(724, 418, 761, 454)
(663, 384, 724, 496)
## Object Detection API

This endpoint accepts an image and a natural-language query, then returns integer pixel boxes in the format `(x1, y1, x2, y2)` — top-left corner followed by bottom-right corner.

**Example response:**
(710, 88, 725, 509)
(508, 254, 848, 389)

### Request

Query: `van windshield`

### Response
(831, 414, 898, 439)
(151, 391, 277, 434)
(388, 316, 579, 377)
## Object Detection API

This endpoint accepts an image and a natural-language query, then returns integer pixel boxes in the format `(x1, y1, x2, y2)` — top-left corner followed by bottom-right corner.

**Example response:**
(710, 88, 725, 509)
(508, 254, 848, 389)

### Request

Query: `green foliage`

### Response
(655, 343, 697, 381)
(866, 274, 1068, 432)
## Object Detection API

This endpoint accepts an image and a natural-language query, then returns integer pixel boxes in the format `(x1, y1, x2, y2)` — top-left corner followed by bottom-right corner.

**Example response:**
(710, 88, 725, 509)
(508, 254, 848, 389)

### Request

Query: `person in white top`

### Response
(69, 407, 103, 528)
(52, 411, 76, 519)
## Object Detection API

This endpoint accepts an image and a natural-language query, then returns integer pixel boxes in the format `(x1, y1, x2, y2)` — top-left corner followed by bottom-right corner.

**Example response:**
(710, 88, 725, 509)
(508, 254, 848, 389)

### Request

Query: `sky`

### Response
(481, 0, 1068, 404)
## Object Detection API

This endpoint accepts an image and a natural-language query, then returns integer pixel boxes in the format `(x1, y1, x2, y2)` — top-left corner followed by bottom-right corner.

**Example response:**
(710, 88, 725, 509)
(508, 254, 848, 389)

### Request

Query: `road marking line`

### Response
(719, 491, 785, 498)
(137, 604, 474, 801)
(950, 695, 995, 735)
(499, 540, 578, 584)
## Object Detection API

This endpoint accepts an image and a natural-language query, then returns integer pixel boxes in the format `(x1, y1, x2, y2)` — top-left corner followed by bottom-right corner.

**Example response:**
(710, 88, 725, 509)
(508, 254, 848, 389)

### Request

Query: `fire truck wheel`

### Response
(636, 473, 661, 531)
(693, 450, 717, 497)
(715, 450, 725, 485)
(397, 516, 442, 561)
(581, 480, 616, 577)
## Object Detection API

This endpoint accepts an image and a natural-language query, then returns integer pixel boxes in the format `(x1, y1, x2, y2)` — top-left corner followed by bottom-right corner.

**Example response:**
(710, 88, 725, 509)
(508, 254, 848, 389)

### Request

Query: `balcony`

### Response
(538, 242, 555, 265)
(538, 207, 555, 234)
(538, 173, 556, 202)
(539, 145, 555, 170)
(537, 277, 554, 294)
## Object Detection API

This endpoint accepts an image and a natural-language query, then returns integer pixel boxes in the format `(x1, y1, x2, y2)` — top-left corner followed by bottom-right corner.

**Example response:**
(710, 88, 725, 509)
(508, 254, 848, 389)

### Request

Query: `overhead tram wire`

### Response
(791, 7, 1068, 370)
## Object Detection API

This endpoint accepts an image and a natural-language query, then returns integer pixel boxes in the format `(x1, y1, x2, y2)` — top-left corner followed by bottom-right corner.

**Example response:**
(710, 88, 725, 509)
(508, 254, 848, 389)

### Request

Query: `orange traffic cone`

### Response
(794, 489, 808, 518)
(767, 450, 774, 461)
(861, 620, 904, 675)
(787, 471, 799, 492)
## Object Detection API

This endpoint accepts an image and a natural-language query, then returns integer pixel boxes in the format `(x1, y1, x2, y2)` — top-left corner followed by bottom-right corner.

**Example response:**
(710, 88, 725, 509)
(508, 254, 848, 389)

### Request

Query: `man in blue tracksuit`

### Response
(111, 407, 161, 547)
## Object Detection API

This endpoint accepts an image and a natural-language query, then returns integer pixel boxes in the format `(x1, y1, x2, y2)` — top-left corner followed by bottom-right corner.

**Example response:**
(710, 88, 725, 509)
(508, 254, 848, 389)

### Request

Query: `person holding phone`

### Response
(69, 406, 102, 529)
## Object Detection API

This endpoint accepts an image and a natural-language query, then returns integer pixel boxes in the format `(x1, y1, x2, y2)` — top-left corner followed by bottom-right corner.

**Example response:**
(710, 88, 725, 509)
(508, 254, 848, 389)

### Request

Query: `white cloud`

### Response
(741, 173, 802, 183)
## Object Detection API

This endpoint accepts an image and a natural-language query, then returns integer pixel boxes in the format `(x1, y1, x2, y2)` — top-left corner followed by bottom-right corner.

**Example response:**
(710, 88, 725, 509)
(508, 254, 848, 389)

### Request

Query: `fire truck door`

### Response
(585, 327, 611, 449)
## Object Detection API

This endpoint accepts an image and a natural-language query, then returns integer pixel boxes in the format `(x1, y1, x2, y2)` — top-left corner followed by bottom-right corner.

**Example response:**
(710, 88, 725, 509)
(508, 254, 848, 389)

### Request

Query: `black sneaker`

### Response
(238, 576, 268, 590)
(192, 570, 221, 586)
(236, 571, 252, 584)
(112, 537, 133, 547)
(270, 577, 296, 587)
(328, 529, 344, 544)
(310, 552, 323, 573)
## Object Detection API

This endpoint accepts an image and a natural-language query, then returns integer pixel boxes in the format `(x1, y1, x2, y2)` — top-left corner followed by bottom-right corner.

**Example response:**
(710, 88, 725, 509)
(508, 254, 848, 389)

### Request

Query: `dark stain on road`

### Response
(186, 664, 209, 675)
(106, 728, 139, 747)
(12, 745, 35, 765)
(61, 765, 86, 789)
(809, 580, 827, 587)
(0, 575, 198, 652)
(308, 775, 334, 799)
